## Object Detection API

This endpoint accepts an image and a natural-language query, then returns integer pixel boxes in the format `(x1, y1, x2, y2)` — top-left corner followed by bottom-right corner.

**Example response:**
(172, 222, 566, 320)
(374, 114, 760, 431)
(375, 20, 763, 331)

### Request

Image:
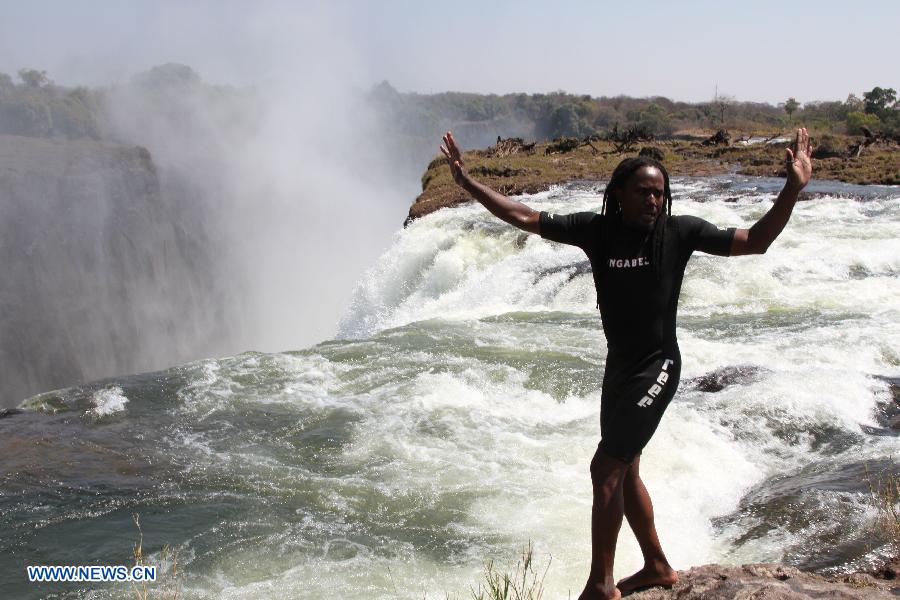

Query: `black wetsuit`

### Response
(539, 211, 735, 462)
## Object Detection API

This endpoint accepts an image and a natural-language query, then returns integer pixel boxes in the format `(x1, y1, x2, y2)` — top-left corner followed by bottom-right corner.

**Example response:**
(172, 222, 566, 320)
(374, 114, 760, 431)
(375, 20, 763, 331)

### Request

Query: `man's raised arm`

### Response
(440, 132, 541, 234)
(730, 128, 813, 256)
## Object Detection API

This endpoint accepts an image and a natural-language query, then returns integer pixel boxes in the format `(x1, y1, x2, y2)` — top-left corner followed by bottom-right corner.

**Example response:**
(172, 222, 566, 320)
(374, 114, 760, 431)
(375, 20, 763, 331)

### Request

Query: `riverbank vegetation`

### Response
(447, 543, 549, 600)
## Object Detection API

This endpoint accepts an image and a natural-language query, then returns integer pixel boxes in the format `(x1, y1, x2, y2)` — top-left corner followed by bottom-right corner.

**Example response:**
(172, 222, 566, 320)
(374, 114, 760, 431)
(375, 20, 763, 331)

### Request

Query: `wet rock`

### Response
(545, 137, 580, 154)
(639, 146, 665, 162)
(470, 165, 526, 178)
(537, 260, 592, 283)
(873, 558, 900, 580)
(689, 364, 767, 393)
(883, 376, 900, 403)
(871, 376, 900, 431)
(812, 144, 845, 159)
(478, 137, 535, 158)
(701, 129, 730, 146)
(628, 563, 898, 599)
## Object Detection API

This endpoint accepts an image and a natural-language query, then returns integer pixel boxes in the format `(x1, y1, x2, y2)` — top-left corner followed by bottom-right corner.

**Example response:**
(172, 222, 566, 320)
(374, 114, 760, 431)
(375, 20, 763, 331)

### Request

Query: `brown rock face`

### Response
(627, 563, 897, 599)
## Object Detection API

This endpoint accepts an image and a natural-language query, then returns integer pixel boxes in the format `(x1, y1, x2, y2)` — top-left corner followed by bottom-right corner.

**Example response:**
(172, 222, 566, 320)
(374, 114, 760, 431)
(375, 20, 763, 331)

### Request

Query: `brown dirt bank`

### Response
(407, 134, 899, 223)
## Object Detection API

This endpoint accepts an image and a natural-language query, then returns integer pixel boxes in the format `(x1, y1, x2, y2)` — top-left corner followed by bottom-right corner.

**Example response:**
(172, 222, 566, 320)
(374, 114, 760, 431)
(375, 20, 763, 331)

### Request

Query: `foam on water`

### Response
(5, 177, 899, 600)
(87, 386, 129, 418)
(337, 186, 607, 339)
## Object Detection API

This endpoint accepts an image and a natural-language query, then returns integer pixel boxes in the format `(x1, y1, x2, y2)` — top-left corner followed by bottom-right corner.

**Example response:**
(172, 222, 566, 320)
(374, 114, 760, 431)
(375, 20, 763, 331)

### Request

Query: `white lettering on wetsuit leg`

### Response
(637, 357, 675, 408)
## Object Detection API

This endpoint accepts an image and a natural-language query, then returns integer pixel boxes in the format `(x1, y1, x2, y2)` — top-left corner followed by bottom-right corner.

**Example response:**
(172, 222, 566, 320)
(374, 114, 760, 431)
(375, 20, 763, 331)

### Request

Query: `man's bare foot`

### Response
(616, 563, 677, 596)
(577, 579, 622, 600)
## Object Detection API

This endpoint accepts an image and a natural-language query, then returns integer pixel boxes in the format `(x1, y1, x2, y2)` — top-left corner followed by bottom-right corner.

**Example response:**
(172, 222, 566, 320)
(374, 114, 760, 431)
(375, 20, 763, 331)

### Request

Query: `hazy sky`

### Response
(1, 0, 897, 104)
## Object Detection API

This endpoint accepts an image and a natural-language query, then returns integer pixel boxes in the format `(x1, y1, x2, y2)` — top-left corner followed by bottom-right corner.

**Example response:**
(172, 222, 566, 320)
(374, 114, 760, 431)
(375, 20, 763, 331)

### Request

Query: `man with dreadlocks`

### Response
(440, 129, 813, 599)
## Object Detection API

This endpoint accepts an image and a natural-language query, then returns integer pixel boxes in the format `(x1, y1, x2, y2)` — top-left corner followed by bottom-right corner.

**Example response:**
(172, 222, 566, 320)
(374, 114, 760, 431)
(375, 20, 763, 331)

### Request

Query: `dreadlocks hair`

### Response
(600, 156, 673, 279)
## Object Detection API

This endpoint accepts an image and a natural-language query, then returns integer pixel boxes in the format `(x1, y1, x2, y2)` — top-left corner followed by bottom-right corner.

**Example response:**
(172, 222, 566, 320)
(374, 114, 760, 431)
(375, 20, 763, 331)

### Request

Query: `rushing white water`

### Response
(3, 176, 898, 600)
(328, 176, 900, 596)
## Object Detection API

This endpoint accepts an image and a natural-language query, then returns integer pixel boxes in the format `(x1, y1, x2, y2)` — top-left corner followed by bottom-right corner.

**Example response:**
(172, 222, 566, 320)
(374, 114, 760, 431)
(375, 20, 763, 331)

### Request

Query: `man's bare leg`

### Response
(578, 449, 631, 600)
(616, 456, 678, 595)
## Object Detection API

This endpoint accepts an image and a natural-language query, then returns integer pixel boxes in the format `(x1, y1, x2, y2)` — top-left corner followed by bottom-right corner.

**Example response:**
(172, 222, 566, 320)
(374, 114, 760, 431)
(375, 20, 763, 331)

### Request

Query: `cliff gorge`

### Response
(0, 134, 230, 406)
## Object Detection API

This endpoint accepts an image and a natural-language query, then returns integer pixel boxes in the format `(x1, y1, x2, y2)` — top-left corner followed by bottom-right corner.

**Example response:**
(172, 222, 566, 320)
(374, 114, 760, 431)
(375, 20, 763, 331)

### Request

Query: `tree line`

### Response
(0, 64, 253, 142)
(371, 81, 899, 142)
(0, 69, 103, 138)
(1, 65, 896, 144)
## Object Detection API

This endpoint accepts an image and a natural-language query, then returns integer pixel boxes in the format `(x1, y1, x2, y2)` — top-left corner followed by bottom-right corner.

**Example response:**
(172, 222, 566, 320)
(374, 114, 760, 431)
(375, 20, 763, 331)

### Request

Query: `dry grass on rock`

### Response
(408, 133, 899, 223)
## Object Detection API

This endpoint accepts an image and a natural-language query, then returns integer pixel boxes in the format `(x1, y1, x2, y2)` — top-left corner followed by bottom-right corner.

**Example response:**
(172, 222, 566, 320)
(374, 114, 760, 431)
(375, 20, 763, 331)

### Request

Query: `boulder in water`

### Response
(689, 364, 767, 393)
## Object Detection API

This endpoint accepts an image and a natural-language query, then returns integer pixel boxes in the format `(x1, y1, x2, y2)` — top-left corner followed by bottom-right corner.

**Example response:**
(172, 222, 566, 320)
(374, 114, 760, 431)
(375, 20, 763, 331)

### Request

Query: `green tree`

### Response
(18, 68, 50, 88)
(845, 94, 864, 111)
(5, 94, 53, 135)
(784, 97, 799, 123)
(863, 86, 897, 116)
(636, 102, 674, 137)
(592, 105, 619, 129)
(133, 63, 201, 89)
(548, 102, 594, 138)
(49, 88, 100, 138)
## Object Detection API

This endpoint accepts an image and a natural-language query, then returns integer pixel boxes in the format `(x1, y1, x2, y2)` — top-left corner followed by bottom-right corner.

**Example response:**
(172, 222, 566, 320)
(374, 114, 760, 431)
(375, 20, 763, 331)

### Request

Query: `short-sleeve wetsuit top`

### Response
(539, 210, 735, 461)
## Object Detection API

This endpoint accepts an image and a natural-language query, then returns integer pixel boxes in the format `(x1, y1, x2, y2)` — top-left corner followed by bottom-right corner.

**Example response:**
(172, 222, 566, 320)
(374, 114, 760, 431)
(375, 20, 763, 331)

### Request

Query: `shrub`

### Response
(846, 111, 881, 135)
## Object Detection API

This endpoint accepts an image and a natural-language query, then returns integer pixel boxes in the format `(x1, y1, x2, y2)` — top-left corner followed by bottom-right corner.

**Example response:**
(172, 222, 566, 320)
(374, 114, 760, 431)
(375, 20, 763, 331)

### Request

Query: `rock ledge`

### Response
(627, 563, 897, 599)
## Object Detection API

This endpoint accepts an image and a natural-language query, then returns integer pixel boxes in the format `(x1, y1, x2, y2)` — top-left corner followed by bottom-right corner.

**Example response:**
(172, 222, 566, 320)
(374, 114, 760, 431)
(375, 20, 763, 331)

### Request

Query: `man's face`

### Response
(615, 166, 666, 231)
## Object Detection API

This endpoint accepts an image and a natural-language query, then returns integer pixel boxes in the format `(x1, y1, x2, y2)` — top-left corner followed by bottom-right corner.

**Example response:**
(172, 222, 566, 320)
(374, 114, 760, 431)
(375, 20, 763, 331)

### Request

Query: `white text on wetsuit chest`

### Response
(608, 257, 650, 268)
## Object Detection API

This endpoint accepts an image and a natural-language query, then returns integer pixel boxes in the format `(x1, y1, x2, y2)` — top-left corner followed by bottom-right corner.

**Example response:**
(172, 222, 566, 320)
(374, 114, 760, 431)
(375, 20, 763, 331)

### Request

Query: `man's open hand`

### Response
(440, 131, 468, 186)
(786, 127, 812, 191)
